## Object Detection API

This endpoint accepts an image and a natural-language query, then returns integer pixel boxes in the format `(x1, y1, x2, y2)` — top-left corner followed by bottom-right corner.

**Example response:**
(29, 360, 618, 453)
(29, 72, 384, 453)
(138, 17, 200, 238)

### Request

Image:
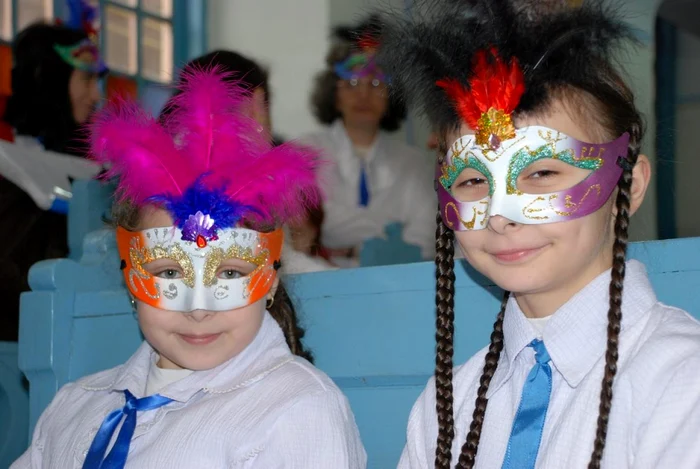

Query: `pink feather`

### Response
(89, 99, 195, 205)
(165, 68, 324, 224)
(166, 66, 265, 175)
(90, 68, 324, 227)
(226, 141, 325, 224)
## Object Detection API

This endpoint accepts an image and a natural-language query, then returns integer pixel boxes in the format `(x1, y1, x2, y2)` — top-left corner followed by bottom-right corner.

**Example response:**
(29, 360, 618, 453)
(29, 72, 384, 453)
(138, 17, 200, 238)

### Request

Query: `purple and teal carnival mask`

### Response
(435, 49, 630, 231)
(437, 126, 629, 231)
(54, 0, 107, 75)
(334, 34, 390, 83)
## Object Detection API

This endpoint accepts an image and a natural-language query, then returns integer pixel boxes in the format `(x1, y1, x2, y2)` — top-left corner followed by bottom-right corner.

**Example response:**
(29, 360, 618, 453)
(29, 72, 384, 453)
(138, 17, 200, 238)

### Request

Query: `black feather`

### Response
(377, 0, 637, 130)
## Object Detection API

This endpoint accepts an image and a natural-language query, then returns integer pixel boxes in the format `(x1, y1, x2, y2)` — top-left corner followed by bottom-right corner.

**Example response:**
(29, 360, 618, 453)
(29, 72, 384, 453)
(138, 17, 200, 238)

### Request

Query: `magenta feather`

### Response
(165, 68, 324, 225)
(166, 66, 265, 175)
(89, 68, 324, 228)
(90, 100, 196, 205)
(225, 141, 325, 224)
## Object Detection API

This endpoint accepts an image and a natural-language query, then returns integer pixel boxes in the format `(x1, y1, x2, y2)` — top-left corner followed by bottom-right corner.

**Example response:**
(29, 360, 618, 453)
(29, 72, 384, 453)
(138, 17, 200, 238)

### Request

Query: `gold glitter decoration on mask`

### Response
(203, 247, 224, 287)
(476, 108, 517, 150)
(202, 244, 270, 287)
(445, 200, 488, 230)
(129, 241, 196, 288)
(550, 184, 601, 217)
(522, 196, 551, 221)
(128, 268, 159, 300)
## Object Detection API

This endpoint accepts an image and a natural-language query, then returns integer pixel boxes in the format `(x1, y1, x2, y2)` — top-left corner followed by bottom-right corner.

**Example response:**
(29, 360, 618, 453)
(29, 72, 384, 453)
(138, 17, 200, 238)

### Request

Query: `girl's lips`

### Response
(179, 333, 221, 345)
(491, 245, 548, 263)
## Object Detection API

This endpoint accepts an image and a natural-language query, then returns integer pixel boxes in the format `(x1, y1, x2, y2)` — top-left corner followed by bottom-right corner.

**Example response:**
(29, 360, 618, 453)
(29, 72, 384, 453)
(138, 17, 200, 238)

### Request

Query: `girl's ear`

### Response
(629, 154, 651, 216)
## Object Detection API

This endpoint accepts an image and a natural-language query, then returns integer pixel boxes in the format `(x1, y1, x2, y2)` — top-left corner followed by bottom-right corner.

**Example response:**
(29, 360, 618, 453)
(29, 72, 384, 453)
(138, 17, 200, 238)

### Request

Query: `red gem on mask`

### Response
(196, 235, 207, 248)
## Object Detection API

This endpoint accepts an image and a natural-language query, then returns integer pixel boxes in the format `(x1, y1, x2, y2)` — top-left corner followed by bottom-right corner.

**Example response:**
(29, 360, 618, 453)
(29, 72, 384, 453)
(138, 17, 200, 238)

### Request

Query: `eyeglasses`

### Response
(337, 77, 387, 94)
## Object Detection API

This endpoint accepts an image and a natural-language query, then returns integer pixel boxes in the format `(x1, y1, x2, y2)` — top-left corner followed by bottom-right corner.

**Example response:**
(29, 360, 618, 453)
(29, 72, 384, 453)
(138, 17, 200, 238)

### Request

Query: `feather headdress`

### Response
(54, 0, 107, 74)
(378, 0, 635, 131)
(333, 15, 390, 82)
(90, 68, 323, 244)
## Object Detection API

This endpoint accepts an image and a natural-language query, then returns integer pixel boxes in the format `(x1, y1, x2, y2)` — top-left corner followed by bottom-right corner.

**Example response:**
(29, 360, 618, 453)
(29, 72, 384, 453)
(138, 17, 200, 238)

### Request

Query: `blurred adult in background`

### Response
(301, 15, 435, 268)
(167, 50, 335, 274)
(0, 1, 106, 341)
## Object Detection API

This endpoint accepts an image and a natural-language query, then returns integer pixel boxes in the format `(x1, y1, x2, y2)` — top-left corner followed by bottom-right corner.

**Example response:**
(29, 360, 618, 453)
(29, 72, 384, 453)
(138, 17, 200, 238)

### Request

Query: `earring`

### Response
(266, 296, 275, 309)
(129, 296, 137, 312)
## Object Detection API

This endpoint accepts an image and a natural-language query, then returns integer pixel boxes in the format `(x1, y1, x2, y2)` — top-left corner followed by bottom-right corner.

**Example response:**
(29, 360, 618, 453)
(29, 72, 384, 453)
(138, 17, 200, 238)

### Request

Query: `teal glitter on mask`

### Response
(506, 144, 603, 194)
(440, 156, 494, 196)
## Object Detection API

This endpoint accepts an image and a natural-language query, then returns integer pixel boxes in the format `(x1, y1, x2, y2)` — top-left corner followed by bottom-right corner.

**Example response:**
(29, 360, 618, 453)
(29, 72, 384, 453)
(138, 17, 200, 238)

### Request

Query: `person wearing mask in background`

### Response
(300, 16, 435, 268)
(0, 0, 105, 341)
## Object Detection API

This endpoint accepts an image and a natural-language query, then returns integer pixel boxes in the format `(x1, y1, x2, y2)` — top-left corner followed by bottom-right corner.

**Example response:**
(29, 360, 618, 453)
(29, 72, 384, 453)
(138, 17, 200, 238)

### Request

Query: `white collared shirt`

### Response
(12, 313, 367, 468)
(399, 260, 700, 468)
(299, 121, 436, 260)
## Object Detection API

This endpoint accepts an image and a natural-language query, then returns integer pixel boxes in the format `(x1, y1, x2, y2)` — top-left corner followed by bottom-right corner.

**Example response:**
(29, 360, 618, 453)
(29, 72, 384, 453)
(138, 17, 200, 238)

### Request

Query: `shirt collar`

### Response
(330, 119, 383, 167)
(79, 312, 293, 402)
(487, 260, 656, 397)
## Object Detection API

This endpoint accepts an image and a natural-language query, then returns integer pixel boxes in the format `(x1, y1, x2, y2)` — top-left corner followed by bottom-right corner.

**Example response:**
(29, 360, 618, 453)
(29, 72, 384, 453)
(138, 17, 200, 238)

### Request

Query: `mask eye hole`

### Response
(217, 259, 257, 280)
(143, 259, 182, 279)
(452, 168, 490, 202)
(516, 159, 593, 194)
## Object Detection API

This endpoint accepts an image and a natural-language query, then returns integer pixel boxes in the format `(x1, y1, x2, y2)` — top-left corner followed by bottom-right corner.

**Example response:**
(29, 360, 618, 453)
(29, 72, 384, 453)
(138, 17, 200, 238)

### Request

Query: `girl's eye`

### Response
(528, 170, 558, 179)
(218, 269, 244, 280)
(457, 177, 488, 187)
(156, 269, 182, 279)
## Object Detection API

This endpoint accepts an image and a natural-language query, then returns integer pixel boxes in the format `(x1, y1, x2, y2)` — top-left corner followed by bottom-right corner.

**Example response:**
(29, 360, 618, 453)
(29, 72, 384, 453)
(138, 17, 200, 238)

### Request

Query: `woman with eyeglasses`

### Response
(300, 16, 435, 268)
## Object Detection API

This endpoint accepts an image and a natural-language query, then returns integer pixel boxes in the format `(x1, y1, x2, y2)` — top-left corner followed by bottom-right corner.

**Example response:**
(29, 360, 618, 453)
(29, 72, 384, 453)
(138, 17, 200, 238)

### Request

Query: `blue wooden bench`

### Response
(16, 227, 700, 468)
(0, 342, 28, 468)
(0, 180, 112, 467)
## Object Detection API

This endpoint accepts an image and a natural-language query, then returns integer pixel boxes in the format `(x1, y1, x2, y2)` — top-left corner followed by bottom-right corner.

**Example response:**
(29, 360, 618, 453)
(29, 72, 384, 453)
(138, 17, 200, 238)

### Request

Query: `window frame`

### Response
(1, 0, 207, 94)
(1, 0, 59, 45)
(94, 0, 206, 96)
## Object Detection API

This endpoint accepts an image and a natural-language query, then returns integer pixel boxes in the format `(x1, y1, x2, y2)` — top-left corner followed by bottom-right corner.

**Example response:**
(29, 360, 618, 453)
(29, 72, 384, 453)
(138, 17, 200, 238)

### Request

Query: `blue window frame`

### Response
(1, 0, 206, 94)
(95, 0, 206, 93)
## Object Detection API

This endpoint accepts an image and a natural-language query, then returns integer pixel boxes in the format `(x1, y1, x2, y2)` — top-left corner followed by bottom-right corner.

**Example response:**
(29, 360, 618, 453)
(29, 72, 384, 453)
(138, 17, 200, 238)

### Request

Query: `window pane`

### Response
(105, 5, 137, 75)
(141, 17, 172, 83)
(0, 0, 11, 41)
(17, 0, 53, 31)
(142, 0, 172, 18)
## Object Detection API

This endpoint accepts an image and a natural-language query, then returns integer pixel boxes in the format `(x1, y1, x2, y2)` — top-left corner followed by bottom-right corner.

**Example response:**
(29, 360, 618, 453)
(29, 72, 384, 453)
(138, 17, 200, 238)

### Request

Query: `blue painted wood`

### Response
(360, 222, 423, 267)
(18, 234, 700, 468)
(0, 341, 28, 469)
(68, 179, 114, 260)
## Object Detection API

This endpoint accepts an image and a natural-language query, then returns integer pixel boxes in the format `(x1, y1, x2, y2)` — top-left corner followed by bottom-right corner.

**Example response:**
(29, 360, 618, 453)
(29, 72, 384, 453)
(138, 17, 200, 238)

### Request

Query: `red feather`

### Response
(436, 49, 525, 129)
(358, 33, 379, 53)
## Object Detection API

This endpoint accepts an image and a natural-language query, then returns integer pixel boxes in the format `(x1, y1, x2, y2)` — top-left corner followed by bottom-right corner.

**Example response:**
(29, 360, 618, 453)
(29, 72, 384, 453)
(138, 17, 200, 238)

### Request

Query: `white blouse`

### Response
(300, 121, 436, 262)
(12, 312, 367, 468)
(399, 260, 700, 468)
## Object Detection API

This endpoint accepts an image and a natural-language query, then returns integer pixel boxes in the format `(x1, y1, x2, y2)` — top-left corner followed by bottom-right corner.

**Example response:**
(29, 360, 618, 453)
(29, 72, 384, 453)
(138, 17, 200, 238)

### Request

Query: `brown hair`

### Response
(434, 64, 644, 468)
(112, 201, 314, 363)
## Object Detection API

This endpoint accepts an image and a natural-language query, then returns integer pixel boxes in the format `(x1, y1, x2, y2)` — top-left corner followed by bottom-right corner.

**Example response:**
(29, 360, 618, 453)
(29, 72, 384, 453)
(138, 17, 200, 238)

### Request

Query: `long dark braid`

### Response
(435, 209, 457, 469)
(456, 291, 509, 468)
(269, 282, 315, 363)
(587, 119, 641, 468)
